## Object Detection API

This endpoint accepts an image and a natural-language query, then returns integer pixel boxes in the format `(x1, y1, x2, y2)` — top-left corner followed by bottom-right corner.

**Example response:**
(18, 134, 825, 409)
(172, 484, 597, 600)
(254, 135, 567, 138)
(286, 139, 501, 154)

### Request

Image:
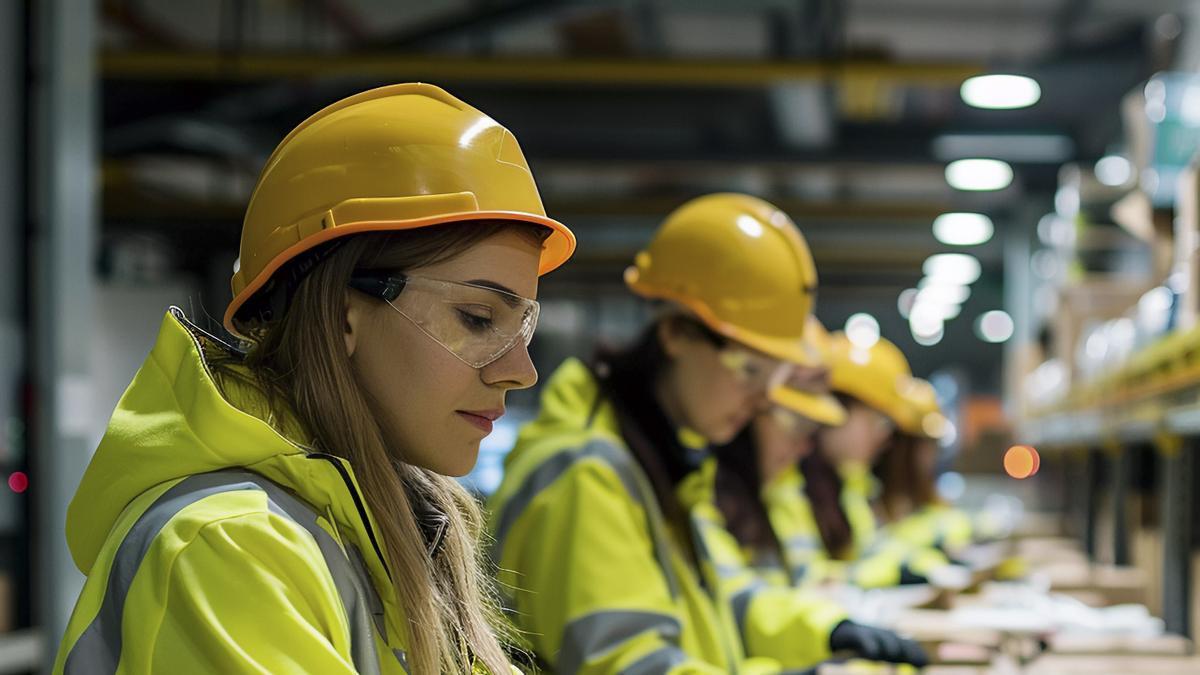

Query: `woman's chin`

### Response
(418, 440, 482, 478)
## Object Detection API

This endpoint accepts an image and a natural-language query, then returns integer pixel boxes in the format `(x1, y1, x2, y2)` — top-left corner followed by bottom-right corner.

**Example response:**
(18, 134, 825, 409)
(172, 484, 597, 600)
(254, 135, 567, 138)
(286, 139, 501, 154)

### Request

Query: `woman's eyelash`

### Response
(457, 309, 493, 329)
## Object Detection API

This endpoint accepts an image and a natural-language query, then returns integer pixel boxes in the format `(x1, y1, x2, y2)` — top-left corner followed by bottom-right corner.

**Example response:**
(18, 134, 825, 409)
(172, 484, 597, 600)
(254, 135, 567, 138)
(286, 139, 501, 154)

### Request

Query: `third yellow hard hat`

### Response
(225, 82, 576, 337)
(624, 193, 818, 365)
(899, 377, 949, 440)
(827, 332, 914, 427)
(769, 317, 847, 426)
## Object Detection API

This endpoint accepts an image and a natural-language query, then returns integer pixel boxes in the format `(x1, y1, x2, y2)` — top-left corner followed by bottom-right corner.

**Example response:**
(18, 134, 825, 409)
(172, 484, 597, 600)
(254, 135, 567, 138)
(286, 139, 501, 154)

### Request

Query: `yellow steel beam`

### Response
(100, 51, 983, 86)
(544, 196, 950, 221)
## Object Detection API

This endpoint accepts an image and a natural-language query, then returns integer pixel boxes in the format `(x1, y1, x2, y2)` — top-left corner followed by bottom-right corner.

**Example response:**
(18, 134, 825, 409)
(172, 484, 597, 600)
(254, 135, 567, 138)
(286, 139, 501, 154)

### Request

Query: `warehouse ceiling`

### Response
(97, 0, 1190, 383)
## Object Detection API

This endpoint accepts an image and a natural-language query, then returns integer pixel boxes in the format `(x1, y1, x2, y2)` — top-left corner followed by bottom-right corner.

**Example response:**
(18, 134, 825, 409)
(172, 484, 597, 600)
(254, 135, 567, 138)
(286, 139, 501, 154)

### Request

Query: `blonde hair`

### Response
(219, 223, 542, 674)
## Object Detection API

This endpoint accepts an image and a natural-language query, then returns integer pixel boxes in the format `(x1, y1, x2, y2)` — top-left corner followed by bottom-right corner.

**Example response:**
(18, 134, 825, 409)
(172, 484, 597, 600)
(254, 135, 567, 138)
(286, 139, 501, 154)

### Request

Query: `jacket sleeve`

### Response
(887, 506, 975, 553)
(849, 534, 953, 588)
(691, 508, 846, 671)
(761, 473, 835, 587)
(495, 452, 763, 675)
(148, 511, 361, 674)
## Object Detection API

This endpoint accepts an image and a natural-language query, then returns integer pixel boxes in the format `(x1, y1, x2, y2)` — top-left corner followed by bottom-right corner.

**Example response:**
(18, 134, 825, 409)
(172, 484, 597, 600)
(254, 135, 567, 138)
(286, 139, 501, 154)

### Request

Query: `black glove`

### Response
(829, 620, 928, 667)
(898, 564, 930, 586)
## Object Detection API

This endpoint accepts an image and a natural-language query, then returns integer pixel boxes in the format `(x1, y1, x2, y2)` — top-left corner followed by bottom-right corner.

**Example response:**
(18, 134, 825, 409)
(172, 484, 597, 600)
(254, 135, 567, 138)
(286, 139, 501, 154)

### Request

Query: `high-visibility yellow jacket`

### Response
(835, 462, 951, 587)
(761, 465, 834, 586)
(53, 309, 457, 675)
(763, 463, 949, 589)
(678, 459, 847, 671)
(885, 504, 974, 554)
(488, 359, 783, 674)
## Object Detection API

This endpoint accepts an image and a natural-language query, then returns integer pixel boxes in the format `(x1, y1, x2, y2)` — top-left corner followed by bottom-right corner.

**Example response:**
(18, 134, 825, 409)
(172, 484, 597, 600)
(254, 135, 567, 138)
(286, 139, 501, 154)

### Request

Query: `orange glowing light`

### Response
(1004, 445, 1040, 479)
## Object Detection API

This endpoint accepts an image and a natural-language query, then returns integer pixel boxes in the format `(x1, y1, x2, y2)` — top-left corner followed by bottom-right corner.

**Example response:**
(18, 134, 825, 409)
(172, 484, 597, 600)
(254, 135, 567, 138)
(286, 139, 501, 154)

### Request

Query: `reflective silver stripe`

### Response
(491, 439, 679, 598)
(784, 536, 818, 584)
(786, 563, 810, 586)
(693, 519, 747, 582)
(785, 535, 819, 552)
(63, 470, 389, 675)
(729, 579, 770, 640)
(619, 645, 689, 675)
(559, 610, 683, 675)
(714, 563, 746, 580)
(254, 475, 385, 675)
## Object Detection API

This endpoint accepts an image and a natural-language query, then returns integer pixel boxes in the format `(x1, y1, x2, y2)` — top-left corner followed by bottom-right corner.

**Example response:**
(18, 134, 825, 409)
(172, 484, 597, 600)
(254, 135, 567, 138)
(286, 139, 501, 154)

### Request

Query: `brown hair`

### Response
(215, 222, 545, 674)
(713, 429, 784, 557)
(802, 393, 855, 560)
(874, 434, 938, 522)
(594, 315, 722, 541)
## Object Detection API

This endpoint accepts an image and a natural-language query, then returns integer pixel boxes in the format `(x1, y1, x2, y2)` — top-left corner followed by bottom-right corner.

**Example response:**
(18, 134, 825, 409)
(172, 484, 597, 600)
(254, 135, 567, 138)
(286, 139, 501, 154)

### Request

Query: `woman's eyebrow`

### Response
(466, 279, 523, 306)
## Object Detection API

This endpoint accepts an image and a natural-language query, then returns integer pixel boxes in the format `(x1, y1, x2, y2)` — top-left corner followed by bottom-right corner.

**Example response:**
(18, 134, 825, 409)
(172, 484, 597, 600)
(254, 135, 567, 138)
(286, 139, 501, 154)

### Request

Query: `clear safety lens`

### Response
(769, 405, 819, 437)
(866, 406, 897, 434)
(717, 348, 793, 392)
(355, 274, 539, 368)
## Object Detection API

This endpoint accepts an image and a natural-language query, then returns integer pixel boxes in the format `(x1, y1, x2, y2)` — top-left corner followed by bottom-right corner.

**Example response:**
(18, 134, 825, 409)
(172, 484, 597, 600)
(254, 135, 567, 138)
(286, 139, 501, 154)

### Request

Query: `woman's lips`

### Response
(456, 409, 503, 434)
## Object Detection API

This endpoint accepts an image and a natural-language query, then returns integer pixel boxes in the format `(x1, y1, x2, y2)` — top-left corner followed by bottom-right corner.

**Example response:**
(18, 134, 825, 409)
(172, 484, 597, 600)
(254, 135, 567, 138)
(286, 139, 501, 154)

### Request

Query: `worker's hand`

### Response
(829, 620, 929, 667)
(926, 563, 972, 590)
(897, 564, 930, 585)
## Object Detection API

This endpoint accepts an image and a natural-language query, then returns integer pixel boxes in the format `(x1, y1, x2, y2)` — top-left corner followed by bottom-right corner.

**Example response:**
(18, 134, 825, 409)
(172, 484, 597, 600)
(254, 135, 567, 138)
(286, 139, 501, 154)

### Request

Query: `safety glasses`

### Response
(717, 347, 793, 393)
(865, 405, 897, 435)
(768, 405, 821, 437)
(349, 273, 539, 369)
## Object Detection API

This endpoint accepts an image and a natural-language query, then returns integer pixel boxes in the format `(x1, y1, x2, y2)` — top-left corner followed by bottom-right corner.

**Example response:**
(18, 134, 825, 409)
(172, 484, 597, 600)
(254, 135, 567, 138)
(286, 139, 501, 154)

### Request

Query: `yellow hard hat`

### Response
(899, 377, 949, 440)
(769, 317, 847, 426)
(624, 193, 818, 365)
(225, 82, 576, 336)
(827, 331, 914, 427)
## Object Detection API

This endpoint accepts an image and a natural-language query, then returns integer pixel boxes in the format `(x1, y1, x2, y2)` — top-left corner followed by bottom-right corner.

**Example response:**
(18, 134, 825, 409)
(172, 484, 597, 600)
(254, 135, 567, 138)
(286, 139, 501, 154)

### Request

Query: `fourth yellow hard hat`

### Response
(899, 378, 950, 440)
(827, 332, 914, 427)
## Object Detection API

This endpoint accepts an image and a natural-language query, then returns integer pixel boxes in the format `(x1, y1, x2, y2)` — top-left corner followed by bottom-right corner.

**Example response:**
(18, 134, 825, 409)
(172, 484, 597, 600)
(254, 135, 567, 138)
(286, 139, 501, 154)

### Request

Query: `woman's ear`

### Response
(657, 319, 682, 359)
(343, 289, 361, 358)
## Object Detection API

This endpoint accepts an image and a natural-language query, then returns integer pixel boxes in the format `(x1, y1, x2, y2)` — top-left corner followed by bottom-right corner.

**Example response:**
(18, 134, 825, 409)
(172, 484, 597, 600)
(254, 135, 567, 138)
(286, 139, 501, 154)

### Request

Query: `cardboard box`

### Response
(818, 664, 995, 675)
(1135, 527, 1165, 618)
(1047, 564, 1149, 607)
(1025, 653, 1200, 674)
(0, 572, 9, 634)
(1193, 553, 1200, 645)
(1049, 633, 1193, 656)
(1016, 537, 1086, 561)
(1174, 158, 1199, 331)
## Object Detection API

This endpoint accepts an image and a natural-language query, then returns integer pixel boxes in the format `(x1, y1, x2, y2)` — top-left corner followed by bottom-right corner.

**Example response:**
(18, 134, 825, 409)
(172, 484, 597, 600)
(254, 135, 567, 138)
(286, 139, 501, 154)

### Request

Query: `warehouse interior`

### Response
(5, 1, 1200, 673)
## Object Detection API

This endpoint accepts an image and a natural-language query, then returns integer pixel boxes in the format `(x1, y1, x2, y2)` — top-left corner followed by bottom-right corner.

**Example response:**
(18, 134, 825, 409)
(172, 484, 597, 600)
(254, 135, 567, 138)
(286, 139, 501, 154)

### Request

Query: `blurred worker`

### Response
(715, 317, 846, 588)
(879, 379, 1019, 577)
(489, 193, 923, 673)
(706, 318, 928, 668)
(54, 84, 576, 674)
(801, 333, 964, 588)
(876, 378, 974, 554)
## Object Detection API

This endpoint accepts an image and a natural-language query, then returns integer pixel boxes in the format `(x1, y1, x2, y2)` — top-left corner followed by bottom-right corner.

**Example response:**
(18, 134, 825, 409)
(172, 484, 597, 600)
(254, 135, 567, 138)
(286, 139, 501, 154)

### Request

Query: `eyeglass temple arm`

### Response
(348, 274, 407, 301)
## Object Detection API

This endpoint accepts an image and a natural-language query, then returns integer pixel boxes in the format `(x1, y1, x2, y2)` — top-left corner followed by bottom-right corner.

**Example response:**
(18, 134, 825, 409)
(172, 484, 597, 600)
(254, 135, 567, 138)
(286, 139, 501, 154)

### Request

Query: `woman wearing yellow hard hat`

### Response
(489, 193, 923, 673)
(802, 333, 963, 588)
(715, 317, 846, 587)
(876, 378, 974, 554)
(54, 83, 574, 674)
(704, 317, 928, 668)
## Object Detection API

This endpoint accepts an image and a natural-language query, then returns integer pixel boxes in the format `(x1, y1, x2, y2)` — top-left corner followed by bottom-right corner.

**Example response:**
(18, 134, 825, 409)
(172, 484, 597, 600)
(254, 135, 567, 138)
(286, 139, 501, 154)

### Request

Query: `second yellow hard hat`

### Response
(624, 192, 818, 366)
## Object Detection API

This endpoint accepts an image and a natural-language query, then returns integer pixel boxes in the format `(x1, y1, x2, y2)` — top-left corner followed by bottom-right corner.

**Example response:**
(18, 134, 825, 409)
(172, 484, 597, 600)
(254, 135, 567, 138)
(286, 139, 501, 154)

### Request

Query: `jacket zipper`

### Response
(307, 451, 392, 579)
